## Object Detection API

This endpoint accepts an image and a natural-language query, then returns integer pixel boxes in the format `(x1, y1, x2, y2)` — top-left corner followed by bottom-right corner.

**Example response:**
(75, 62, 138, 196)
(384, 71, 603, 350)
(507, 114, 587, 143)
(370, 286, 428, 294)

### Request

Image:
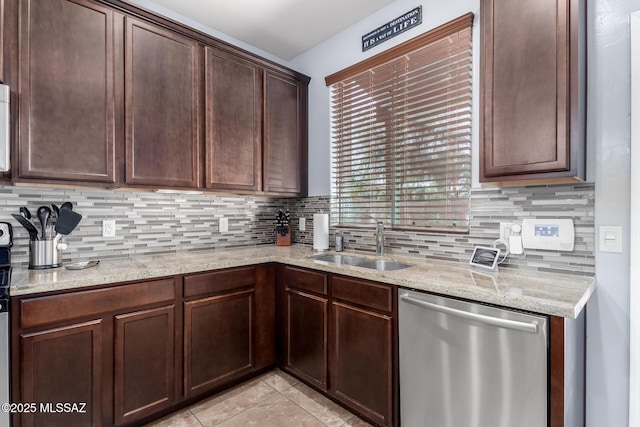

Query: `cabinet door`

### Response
(285, 288, 328, 390)
(19, 320, 103, 427)
(18, 0, 116, 183)
(480, 0, 584, 182)
(125, 17, 200, 188)
(113, 305, 175, 425)
(184, 290, 254, 397)
(204, 47, 262, 191)
(264, 71, 307, 195)
(331, 302, 393, 427)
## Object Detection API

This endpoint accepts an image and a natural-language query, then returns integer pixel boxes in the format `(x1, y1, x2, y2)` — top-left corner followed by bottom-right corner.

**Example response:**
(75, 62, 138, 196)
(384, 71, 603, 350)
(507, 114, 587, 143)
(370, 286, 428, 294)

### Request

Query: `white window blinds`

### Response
(326, 14, 473, 233)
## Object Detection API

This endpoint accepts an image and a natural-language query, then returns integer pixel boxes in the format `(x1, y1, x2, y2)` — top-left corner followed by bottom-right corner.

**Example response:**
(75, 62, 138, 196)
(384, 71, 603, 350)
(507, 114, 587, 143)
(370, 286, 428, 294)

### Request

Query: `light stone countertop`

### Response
(9, 244, 595, 319)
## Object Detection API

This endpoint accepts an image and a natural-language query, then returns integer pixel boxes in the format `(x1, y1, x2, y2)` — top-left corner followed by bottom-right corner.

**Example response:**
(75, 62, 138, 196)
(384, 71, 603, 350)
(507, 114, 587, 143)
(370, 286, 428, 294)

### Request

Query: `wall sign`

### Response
(362, 6, 422, 51)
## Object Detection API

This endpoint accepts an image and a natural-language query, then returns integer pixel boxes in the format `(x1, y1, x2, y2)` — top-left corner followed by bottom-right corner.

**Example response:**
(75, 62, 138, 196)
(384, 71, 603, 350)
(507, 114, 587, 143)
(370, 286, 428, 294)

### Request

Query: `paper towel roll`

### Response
(313, 213, 329, 250)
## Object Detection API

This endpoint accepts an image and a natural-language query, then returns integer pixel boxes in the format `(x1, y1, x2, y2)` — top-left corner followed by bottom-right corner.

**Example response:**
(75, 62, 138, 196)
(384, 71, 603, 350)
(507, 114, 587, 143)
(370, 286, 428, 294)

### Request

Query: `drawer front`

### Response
(20, 278, 176, 329)
(184, 266, 256, 298)
(331, 276, 393, 313)
(284, 267, 327, 296)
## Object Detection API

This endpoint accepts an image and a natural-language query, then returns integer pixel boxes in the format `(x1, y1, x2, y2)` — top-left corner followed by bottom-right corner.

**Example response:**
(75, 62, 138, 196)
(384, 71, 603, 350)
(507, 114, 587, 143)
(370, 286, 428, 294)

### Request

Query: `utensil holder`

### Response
(29, 239, 62, 269)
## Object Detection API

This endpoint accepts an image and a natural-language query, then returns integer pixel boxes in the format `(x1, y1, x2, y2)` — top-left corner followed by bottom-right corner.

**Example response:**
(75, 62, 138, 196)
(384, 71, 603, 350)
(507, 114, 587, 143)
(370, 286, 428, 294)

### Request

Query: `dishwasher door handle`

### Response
(399, 293, 539, 334)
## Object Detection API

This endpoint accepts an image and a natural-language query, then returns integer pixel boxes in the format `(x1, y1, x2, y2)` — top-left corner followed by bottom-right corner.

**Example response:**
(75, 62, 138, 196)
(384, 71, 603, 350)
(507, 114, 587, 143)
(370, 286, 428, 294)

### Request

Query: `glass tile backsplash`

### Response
(0, 183, 594, 275)
(289, 184, 595, 275)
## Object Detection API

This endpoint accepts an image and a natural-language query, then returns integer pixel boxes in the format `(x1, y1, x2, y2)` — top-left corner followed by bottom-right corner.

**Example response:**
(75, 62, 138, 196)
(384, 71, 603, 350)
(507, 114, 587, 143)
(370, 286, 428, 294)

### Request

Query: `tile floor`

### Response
(145, 369, 373, 427)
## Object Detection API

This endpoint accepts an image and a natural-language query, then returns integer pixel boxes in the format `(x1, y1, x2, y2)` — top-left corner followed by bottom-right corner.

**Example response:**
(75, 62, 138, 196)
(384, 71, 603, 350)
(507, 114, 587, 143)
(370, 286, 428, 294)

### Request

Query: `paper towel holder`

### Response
(313, 213, 330, 252)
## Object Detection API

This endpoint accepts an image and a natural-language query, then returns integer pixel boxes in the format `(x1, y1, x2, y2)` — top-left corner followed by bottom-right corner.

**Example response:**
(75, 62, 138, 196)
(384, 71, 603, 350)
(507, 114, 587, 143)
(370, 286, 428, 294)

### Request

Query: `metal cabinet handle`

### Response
(399, 293, 539, 334)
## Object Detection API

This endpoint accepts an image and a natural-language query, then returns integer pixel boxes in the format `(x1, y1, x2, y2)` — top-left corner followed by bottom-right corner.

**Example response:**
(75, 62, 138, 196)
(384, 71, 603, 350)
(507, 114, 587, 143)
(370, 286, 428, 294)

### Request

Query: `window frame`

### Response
(326, 13, 474, 234)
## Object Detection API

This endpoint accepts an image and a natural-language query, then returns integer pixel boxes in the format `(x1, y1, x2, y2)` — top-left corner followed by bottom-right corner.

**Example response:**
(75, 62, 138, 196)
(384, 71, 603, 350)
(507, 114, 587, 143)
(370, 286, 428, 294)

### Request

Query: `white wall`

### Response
(289, 0, 480, 196)
(587, 0, 634, 425)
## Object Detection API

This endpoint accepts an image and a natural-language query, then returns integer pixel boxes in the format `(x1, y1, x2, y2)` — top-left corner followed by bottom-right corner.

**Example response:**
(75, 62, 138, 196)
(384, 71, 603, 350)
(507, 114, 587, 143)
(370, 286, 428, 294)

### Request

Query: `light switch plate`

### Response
(102, 220, 116, 238)
(599, 225, 622, 254)
(219, 217, 229, 233)
(299, 217, 306, 232)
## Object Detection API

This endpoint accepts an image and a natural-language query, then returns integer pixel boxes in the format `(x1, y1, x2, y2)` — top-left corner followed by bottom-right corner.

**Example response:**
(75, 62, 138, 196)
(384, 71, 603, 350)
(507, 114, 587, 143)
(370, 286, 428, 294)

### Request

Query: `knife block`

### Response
(276, 226, 291, 246)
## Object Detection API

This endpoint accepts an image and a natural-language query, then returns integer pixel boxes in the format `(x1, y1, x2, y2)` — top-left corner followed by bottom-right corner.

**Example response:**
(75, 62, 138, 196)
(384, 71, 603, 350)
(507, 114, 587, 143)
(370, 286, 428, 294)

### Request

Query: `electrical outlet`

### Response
(219, 217, 229, 233)
(299, 217, 306, 231)
(499, 222, 514, 241)
(102, 219, 116, 237)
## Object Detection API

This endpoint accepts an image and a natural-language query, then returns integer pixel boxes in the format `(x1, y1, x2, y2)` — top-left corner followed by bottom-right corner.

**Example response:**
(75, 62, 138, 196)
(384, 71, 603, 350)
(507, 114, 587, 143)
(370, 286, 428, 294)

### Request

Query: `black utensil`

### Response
(20, 206, 31, 219)
(37, 206, 51, 240)
(60, 202, 73, 211)
(54, 208, 82, 236)
(51, 204, 60, 218)
(12, 213, 39, 241)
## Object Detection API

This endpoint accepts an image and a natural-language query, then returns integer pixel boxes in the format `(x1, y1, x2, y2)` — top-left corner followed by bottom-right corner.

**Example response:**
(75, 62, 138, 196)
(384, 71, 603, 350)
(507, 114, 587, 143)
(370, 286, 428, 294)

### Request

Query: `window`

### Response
(326, 14, 473, 233)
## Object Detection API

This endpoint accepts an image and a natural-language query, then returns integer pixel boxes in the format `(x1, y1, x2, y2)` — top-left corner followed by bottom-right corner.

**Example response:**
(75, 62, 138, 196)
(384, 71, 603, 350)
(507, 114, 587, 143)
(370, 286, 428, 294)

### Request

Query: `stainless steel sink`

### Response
(312, 254, 370, 266)
(312, 254, 411, 271)
(353, 260, 412, 271)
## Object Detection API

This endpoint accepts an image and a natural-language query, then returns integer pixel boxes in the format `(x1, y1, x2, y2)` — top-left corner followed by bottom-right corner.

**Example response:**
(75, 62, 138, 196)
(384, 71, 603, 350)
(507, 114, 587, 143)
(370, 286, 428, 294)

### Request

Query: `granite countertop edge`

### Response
(8, 244, 596, 319)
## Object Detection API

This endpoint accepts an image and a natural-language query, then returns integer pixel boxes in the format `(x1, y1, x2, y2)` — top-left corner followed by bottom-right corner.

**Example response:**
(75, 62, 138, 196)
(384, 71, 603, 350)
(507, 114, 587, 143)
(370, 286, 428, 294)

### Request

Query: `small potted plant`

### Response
(276, 209, 291, 246)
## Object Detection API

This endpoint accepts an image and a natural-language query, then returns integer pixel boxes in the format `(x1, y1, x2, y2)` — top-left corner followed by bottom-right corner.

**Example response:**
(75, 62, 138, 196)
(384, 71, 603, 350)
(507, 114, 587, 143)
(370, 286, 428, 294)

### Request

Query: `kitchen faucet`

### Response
(365, 215, 385, 256)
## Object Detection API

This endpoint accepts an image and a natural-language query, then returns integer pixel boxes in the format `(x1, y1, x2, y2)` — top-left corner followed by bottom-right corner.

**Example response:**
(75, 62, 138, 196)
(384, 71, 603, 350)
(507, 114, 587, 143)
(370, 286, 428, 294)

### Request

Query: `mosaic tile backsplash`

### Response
(0, 183, 594, 275)
(0, 186, 283, 267)
(288, 184, 595, 276)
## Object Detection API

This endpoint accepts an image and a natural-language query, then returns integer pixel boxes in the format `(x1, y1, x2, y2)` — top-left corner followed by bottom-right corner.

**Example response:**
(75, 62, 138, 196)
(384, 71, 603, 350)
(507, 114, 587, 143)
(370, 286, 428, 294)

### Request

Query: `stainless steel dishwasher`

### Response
(399, 290, 548, 427)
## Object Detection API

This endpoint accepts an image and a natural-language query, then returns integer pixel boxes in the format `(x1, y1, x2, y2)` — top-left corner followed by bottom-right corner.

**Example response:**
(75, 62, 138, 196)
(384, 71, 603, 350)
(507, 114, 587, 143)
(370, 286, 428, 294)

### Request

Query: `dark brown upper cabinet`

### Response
(17, 0, 117, 184)
(5, 0, 308, 195)
(204, 47, 262, 192)
(480, 0, 585, 184)
(124, 17, 201, 188)
(264, 71, 308, 196)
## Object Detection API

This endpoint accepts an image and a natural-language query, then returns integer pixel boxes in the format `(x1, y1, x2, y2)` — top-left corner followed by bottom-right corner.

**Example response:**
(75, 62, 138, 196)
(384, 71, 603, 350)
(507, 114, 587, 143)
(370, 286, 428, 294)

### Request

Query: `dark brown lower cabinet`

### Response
(113, 305, 175, 425)
(11, 262, 583, 427)
(11, 278, 177, 427)
(330, 302, 392, 427)
(18, 320, 103, 427)
(278, 266, 329, 391)
(182, 265, 275, 399)
(329, 275, 395, 427)
(11, 267, 275, 427)
(278, 267, 396, 427)
(284, 289, 328, 391)
(184, 290, 254, 396)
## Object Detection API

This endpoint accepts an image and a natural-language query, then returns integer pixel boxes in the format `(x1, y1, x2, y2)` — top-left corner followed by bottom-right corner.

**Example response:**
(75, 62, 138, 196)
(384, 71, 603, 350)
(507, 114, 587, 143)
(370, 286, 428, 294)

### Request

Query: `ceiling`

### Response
(144, 0, 397, 60)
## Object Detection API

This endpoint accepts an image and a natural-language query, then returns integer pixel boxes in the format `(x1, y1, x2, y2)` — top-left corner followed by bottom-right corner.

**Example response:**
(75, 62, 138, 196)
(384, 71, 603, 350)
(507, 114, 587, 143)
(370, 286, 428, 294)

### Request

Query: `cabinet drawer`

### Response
(184, 267, 256, 298)
(20, 278, 176, 329)
(284, 267, 327, 295)
(331, 276, 393, 313)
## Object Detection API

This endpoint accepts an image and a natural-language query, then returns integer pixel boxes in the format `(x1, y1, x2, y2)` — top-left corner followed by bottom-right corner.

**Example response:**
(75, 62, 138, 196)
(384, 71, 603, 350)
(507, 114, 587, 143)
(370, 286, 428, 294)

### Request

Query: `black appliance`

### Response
(0, 221, 12, 427)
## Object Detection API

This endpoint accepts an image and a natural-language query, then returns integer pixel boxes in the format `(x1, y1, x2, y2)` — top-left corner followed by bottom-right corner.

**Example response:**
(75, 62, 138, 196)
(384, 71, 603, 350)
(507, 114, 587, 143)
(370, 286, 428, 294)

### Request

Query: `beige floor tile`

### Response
(144, 409, 202, 427)
(217, 394, 326, 427)
(259, 369, 300, 392)
(342, 415, 374, 426)
(281, 383, 354, 427)
(191, 380, 278, 426)
(144, 370, 369, 427)
(188, 377, 263, 413)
